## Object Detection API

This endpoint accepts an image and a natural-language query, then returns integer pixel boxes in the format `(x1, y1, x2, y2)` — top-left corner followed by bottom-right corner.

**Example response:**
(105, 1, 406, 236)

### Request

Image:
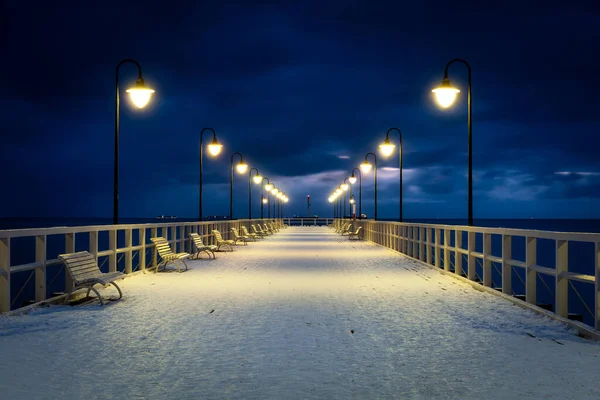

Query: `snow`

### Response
(0, 226, 599, 399)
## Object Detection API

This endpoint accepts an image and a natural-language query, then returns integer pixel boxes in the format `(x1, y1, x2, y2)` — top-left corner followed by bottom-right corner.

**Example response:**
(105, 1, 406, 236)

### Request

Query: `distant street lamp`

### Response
(249, 168, 262, 219)
(199, 128, 223, 221)
(114, 59, 155, 224)
(360, 152, 377, 220)
(262, 179, 272, 219)
(379, 127, 404, 222)
(230, 152, 248, 219)
(432, 58, 473, 226)
(349, 168, 362, 219)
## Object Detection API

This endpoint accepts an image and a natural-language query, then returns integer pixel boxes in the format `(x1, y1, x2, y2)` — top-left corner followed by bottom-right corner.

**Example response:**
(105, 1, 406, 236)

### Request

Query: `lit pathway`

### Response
(0, 227, 599, 399)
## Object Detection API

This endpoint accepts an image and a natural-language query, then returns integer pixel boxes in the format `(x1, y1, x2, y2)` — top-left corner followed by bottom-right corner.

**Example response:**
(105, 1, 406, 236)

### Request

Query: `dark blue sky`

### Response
(1, 1, 599, 220)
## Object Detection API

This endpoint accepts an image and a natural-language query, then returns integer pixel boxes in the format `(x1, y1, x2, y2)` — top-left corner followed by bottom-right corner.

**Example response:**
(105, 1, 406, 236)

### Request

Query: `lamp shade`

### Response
(379, 138, 396, 157)
(360, 160, 372, 174)
(432, 78, 460, 108)
(207, 138, 223, 156)
(126, 80, 154, 108)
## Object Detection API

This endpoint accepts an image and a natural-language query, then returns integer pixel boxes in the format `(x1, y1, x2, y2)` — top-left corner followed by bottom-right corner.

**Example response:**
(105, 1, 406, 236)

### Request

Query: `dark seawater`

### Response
(1, 217, 598, 328)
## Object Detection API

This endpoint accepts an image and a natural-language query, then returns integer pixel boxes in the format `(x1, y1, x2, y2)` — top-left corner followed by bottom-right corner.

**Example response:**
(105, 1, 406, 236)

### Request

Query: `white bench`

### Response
(58, 251, 124, 305)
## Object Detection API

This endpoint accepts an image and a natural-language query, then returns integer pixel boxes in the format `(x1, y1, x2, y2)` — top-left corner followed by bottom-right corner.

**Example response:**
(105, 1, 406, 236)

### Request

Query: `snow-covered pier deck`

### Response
(1, 227, 599, 399)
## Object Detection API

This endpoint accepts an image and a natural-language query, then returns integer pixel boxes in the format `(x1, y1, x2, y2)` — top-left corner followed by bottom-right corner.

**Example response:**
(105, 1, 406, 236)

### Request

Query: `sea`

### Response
(1, 217, 598, 328)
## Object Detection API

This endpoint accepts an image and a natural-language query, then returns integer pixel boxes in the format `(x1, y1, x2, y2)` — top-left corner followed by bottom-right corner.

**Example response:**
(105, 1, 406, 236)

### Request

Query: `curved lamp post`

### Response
(229, 152, 248, 219)
(360, 152, 377, 220)
(379, 127, 404, 222)
(341, 179, 350, 218)
(432, 58, 473, 226)
(271, 187, 279, 219)
(114, 59, 155, 224)
(249, 168, 262, 219)
(199, 128, 223, 221)
(349, 168, 362, 219)
(261, 178, 271, 219)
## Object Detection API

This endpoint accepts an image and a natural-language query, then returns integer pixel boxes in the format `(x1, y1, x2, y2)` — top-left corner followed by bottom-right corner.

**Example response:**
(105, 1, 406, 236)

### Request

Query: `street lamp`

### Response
(114, 59, 155, 224)
(379, 127, 404, 222)
(249, 168, 262, 219)
(230, 152, 248, 220)
(198, 128, 223, 221)
(432, 58, 473, 226)
(342, 178, 350, 218)
(360, 152, 377, 220)
(349, 168, 362, 219)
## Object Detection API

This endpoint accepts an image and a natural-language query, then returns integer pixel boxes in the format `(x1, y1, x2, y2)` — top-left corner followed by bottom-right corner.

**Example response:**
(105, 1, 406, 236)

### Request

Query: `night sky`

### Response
(2, 1, 599, 220)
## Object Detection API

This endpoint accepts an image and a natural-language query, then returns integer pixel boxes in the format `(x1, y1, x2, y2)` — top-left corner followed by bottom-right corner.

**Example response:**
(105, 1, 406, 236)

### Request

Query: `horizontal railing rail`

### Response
(0, 218, 281, 312)
(283, 218, 333, 226)
(335, 219, 600, 330)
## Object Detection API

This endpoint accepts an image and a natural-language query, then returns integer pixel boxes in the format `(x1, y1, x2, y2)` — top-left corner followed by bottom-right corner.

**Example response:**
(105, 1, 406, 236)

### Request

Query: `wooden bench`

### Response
(348, 226, 362, 240)
(58, 251, 124, 305)
(230, 228, 249, 245)
(189, 233, 217, 259)
(211, 230, 234, 251)
(150, 237, 190, 272)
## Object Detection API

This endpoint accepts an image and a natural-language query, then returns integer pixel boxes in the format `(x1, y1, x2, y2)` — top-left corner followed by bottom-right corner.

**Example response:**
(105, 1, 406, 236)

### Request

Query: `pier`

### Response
(1, 225, 599, 399)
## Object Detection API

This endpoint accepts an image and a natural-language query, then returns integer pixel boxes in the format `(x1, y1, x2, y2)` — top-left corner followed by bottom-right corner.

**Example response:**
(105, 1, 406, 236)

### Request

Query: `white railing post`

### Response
(455, 230, 463, 276)
(35, 235, 47, 302)
(410, 226, 416, 257)
(66, 232, 75, 292)
(468, 231, 476, 281)
(0, 237, 9, 312)
(444, 229, 451, 271)
(525, 237, 537, 305)
(109, 229, 117, 273)
(502, 235, 512, 295)
(179, 226, 185, 253)
(139, 228, 146, 271)
(184, 226, 191, 253)
(483, 233, 492, 287)
(426, 228, 432, 265)
(151, 227, 158, 269)
(124, 229, 132, 274)
(595, 242, 599, 330)
(419, 227, 425, 261)
(435, 229, 441, 268)
(555, 240, 568, 318)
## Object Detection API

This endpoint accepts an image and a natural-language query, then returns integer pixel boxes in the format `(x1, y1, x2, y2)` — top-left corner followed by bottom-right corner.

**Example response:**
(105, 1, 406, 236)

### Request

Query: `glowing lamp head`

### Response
(272, 188, 279, 195)
(335, 188, 342, 195)
(277, 192, 283, 199)
(265, 183, 273, 191)
(284, 198, 289, 203)
(262, 197, 268, 204)
(360, 160, 372, 174)
(348, 175, 357, 185)
(341, 183, 349, 191)
(432, 77, 460, 108)
(207, 137, 223, 156)
(252, 174, 263, 184)
(328, 197, 334, 203)
(236, 160, 248, 174)
(350, 195, 356, 204)
(126, 79, 155, 108)
(379, 137, 396, 157)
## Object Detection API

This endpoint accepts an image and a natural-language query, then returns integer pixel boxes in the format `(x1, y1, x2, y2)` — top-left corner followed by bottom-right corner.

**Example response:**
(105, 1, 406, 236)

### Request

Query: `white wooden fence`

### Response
(0, 219, 278, 313)
(343, 219, 600, 330)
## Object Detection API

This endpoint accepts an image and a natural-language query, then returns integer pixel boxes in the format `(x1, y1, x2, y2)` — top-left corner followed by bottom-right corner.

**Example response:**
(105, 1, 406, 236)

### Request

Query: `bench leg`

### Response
(109, 281, 123, 300)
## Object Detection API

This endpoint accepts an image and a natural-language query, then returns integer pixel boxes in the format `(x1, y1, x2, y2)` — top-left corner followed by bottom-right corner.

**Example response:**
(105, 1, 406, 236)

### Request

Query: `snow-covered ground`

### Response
(0, 227, 599, 399)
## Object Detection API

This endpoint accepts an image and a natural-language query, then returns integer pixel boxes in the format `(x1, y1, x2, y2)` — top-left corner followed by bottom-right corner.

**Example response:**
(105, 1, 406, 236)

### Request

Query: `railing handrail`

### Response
(341, 218, 600, 332)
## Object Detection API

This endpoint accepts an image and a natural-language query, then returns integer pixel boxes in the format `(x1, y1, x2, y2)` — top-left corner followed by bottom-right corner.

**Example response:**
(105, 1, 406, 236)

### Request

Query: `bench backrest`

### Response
(231, 228, 242, 238)
(150, 237, 175, 258)
(58, 251, 102, 283)
(189, 232, 206, 247)
(212, 230, 225, 242)
(241, 226, 253, 236)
